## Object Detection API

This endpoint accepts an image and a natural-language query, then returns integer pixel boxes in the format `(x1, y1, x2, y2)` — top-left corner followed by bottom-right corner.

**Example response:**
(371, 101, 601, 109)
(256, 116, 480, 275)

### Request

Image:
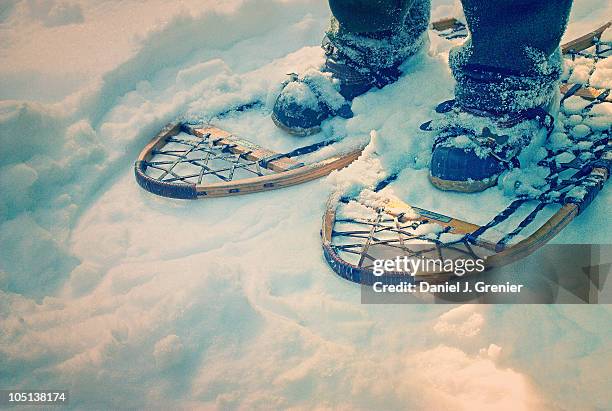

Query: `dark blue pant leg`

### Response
(451, 0, 573, 113)
(327, 0, 573, 113)
(329, 0, 416, 33)
(326, 0, 430, 69)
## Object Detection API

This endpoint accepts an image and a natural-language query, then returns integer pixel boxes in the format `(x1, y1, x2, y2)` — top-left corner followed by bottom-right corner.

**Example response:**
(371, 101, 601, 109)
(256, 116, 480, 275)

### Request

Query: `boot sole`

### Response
(429, 173, 498, 193)
(271, 112, 321, 137)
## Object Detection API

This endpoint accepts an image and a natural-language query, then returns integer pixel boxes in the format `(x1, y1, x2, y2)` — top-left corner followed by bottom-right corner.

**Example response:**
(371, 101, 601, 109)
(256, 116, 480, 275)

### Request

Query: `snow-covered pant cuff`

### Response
(324, 0, 430, 70)
(450, 49, 563, 114)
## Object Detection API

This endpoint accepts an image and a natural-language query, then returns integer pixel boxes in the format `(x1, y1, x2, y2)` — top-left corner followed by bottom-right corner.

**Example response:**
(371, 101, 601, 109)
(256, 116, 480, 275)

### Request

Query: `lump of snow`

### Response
(480, 344, 503, 361)
(584, 102, 612, 131)
(560, 61, 572, 81)
(591, 102, 612, 117)
(566, 186, 587, 200)
(584, 117, 610, 132)
(528, 146, 548, 163)
(555, 152, 576, 164)
(562, 96, 590, 114)
(434, 305, 485, 338)
(548, 132, 572, 150)
(590, 56, 612, 89)
(568, 65, 591, 85)
(153, 335, 185, 369)
(590, 68, 612, 90)
(412, 223, 444, 237)
(356, 189, 390, 210)
(277, 81, 319, 111)
(341, 200, 378, 220)
(554, 113, 566, 129)
(500, 167, 548, 198)
(302, 69, 345, 111)
(450, 135, 472, 149)
(570, 124, 591, 139)
(565, 114, 583, 126)
(0, 163, 38, 209)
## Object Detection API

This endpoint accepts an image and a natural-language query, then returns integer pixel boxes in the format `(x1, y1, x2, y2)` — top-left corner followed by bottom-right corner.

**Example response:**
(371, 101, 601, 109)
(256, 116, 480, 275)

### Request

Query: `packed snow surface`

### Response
(1, 0, 611, 409)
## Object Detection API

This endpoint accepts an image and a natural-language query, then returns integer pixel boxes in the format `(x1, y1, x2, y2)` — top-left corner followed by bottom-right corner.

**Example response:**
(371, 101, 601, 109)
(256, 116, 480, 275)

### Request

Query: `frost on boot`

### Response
(424, 100, 555, 193)
(272, 2, 429, 136)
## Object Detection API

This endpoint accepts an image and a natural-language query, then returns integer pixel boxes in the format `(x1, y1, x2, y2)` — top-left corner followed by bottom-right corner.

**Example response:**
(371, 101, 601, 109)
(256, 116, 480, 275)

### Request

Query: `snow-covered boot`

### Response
(425, 0, 571, 192)
(272, 2, 429, 136)
(427, 45, 562, 193)
(271, 68, 355, 136)
(424, 99, 555, 192)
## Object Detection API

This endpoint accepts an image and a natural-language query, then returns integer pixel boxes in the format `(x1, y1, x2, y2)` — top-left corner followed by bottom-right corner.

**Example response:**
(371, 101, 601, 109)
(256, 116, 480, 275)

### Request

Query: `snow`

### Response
(591, 57, 612, 90)
(571, 123, 592, 139)
(300, 69, 346, 111)
(566, 113, 584, 126)
(275, 68, 346, 115)
(555, 151, 577, 165)
(33, 0, 84, 27)
(562, 95, 591, 114)
(549, 131, 573, 150)
(276, 80, 320, 111)
(567, 61, 593, 84)
(153, 334, 186, 369)
(1, 0, 611, 409)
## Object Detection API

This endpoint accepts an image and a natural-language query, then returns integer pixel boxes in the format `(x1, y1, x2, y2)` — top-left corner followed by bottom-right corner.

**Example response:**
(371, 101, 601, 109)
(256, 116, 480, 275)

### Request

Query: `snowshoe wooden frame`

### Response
(322, 21, 612, 284)
(321, 175, 607, 284)
(135, 122, 366, 199)
(134, 17, 474, 200)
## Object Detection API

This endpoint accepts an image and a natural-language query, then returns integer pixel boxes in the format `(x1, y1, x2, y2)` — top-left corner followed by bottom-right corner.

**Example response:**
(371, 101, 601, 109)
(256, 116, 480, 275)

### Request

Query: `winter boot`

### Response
(424, 99, 555, 192)
(272, 0, 430, 136)
(426, 50, 562, 193)
(426, 0, 571, 192)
